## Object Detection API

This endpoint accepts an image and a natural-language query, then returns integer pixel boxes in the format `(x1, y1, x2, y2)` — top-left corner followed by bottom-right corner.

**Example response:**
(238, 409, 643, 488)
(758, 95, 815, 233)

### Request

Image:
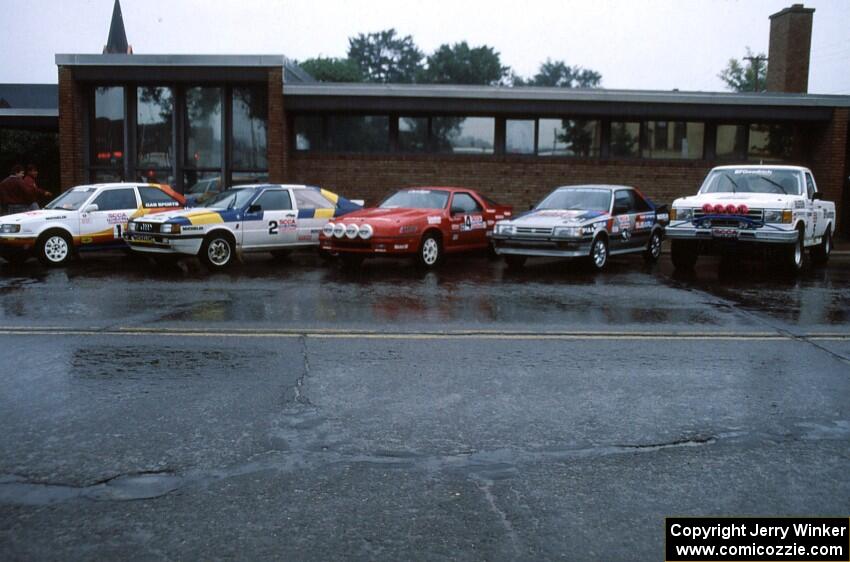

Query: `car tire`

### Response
(36, 231, 73, 266)
(416, 233, 442, 269)
(671, 240, 698, 270)
(811, 227, 831, 265)
(588, 235, 608, 271)
(643, 230, 663, 263)
(200, 232, 236, 270)
(784, 227, 807, 273)
(504, 255, 526, 269)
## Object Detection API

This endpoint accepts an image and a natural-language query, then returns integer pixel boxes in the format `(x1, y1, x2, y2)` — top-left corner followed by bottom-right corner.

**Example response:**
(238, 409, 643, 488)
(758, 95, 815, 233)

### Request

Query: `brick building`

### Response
(1, 3, 849, 234)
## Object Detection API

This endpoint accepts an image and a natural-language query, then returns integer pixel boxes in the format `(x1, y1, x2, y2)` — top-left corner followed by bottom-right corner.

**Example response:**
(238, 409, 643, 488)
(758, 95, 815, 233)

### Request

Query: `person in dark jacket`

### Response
(0, 164, 52, 215)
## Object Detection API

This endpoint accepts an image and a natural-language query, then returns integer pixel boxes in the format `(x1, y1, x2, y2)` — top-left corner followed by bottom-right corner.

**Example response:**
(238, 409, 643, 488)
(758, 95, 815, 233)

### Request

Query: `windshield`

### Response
(206, 189, 255, 210)
(380, 190, 450, 210)
(187, 180, 215, 194)
(700, 169, 802, 195)
(44, 188, 97, 211)
(536, 188, 612, 212)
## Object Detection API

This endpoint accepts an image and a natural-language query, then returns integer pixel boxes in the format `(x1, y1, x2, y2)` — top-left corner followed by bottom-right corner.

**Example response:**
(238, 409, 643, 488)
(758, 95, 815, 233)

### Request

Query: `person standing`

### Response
(0, 165, 26, 215)
(22, 164, 52, 209)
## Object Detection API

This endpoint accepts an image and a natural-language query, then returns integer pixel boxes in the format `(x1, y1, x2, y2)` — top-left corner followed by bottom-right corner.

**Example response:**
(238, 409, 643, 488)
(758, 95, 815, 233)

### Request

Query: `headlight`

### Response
(333, 223, 346, 238)
(128, 222, 136, 232)
(345, 224, 359, 239)
(161, 224, 180, 234)
(764, 209, 792, 224)
(495, 223, 514, 235)
(358, 224, 373, 239)
(0, 224, 21, 234)
(672, 208, 693, 221)
(322, 223, 335, 238)
(553, 226, 582, 238)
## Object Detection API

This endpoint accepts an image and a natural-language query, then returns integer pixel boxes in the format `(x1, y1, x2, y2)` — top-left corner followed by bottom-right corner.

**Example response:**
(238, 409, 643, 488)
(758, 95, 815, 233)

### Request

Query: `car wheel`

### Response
(588, 235, 608, 271)
(784, 228, 806, 273)
(416, 233, 442, 268)
(643, 230, 663, 263)
(200, 233, 235, 270)
(671, 240, 698, 270)
(36, 231, 73, 266)
(504, 255, 526, 269)
(811, 227, 831, 265)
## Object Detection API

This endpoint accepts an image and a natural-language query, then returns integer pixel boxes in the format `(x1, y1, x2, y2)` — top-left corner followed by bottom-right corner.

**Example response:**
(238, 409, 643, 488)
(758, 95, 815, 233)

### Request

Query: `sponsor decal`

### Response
(182, 225, 204, 232)
(734, 169, 773, 175)
(145, 202, 180, 208)
(485, 209, 495, 213)
(451, 224, 460, 231)
(534, 210, 581, 218)
(45, 216, 67, 221)
(581, 225, 595, 235)
(495, 214, 504, 220)
(280, 218, 297, 232)
(107, 213, 129, 225)
(452, 234, 459, 241)
(427, 216, 442, 225)
(298, 234, 313, 241)
(461, 214, 485, 232)
(81, 237, 93, 244)
(656, 213, 669, 222)
(393, 244, 409, 250)
(487, 220, 494, 226)
(635, 214, 655, 230)
(794, 200, 805, 209)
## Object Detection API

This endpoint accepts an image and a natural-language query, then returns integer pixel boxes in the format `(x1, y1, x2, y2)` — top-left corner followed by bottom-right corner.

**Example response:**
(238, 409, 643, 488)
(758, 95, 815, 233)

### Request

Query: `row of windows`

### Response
(90, 84, 269, 192)
(293, 114, 794, 162)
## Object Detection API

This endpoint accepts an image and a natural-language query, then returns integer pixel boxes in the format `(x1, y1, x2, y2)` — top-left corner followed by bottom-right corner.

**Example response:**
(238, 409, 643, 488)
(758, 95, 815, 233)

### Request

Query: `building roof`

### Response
(0, 84, 58, 109)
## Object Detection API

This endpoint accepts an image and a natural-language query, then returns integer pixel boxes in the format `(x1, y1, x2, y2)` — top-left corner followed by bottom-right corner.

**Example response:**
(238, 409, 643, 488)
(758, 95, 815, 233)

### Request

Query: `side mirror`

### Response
(812, 192, 823, 200)
(83, 204, 99, 213)
(247, 204, 262, 214)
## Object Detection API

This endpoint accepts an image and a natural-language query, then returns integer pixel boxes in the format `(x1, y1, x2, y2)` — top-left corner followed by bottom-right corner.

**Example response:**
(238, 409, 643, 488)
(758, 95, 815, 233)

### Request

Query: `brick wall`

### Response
(267, 67, 285, 183)
(57, 66, 85, 190)
(289, 154, 713, 209)
(808, 108, 849, 231)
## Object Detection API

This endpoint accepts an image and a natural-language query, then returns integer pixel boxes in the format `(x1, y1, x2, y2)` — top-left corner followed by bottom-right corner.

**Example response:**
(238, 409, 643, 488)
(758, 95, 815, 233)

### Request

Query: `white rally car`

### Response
(124, 184, 362, 269)
(666, 165, 835, 271)
(0, 182, 184, 266)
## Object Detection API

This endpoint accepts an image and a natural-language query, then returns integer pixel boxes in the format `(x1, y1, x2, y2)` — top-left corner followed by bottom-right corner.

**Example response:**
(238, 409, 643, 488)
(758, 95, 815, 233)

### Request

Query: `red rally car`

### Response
(320, 187, 513, 268)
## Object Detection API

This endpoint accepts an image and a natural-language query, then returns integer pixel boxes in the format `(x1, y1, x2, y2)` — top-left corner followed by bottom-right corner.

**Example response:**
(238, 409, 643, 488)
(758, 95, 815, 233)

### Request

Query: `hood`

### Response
(133, 208, 217, 223)
(332, 207, 437, 224)
(510, 209, 608, 227)
(0, 209, 73, 224)
(674, 192, 799, 209)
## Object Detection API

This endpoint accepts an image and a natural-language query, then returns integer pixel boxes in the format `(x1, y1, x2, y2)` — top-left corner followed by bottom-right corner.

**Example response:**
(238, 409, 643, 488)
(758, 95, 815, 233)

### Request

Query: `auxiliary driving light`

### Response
(358, 224, 374, 239)
(345, 224, 359, 239)
(333, 223, 346, 238)
(322, 223, 335, 237)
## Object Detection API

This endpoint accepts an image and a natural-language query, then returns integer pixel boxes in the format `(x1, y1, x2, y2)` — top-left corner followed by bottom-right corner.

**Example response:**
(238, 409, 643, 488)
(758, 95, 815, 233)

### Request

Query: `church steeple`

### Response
(103, 0, 132, 54)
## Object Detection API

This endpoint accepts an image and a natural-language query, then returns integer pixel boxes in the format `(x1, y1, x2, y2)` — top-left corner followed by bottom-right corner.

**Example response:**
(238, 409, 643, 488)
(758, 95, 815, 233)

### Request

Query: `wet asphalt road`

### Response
(0, 250, 848, 561)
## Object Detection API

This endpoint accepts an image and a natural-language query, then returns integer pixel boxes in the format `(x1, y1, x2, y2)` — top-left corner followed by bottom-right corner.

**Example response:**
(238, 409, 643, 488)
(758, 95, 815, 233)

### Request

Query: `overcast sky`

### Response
(1, 0, 848, 94)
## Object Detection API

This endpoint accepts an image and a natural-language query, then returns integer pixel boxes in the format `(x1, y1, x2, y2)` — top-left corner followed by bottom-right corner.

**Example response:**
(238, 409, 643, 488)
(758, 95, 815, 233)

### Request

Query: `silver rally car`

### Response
(492, 185, 668, 270)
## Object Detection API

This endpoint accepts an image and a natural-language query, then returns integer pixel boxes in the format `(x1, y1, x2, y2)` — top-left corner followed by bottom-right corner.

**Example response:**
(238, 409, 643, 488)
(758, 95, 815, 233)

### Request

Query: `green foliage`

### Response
(718, 47, 768, 92)
(299, 57, 363, 83)
(347, 29, 423, 83)
(515, 59, 602, 88)
(420, 42, 509, 85)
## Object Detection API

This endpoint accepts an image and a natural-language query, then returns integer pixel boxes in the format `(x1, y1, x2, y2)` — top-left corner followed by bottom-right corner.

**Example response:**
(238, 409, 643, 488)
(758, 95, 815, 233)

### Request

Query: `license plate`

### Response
(712, 228, 738, 239)
(131, 235, 157, 243)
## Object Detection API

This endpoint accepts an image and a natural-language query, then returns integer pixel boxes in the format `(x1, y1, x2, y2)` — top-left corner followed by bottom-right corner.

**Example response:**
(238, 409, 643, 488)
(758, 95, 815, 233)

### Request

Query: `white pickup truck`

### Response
(666, 165, 835, 271)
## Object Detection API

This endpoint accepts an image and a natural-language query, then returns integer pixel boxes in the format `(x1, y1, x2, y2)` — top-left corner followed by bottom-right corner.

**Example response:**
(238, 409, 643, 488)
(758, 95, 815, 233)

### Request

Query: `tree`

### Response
(719, 47, 768, 92)
(299, 57, 363, 83)
(419, 42, 509, 85)
(516, 59, 602, 88)
(347, 29, 423, 83)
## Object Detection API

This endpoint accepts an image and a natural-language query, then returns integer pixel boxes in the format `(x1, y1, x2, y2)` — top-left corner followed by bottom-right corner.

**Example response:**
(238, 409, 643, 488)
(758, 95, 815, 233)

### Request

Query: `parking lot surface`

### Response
(1, 252, 848, 561)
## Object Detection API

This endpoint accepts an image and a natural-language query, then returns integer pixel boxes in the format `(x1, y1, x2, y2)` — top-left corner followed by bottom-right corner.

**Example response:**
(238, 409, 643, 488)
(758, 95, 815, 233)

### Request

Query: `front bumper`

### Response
(492, 235, 592, 258)
(0, 235, 37, 251)
(125, 233, 203, 255)
(321, 235, 420, 255)
(665, 223, 797, 244)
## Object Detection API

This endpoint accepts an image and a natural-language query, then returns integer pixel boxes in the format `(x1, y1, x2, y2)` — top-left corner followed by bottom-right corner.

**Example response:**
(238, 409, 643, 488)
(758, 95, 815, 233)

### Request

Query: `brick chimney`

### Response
(766, 4, 815, 93)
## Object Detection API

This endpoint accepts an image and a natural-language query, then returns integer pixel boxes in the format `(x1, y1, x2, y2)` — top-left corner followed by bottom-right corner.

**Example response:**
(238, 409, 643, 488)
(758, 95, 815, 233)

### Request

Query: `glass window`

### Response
(613, 190, 634, 214)
(92, 86, 124, 167)
(699, 168, 801, 195)
(506, 119, 534, 154)
(642, 121, 704, 159)
(184, 171, 221, 197)
(255, 189, 292, 211)
(185, 87, 222, 168)
(232, 86, 268, 170)
(399, 117, 428, 152)
(327, 115, 389, 153)
(294, 115, 323, 151)
(432, 117, 494, 154)
(451, 193, 482, 213)
(537, 119, 601, 157)
(632, 190, 653, 212)
(136, 87, 173, 170)
(537, 188, 612, 212)
(805, 173, 816, 199)
(207, 188, 256, 210)
(136, 169, 174, 186)
(138, 185, 181, 209)
(294, 189, 334, 209)
(748, 123, 793, 162)
(380, 189, 450, 210)
(716, 124, 747, 160)
(610, 122, 640, 158)
(45, 187, 97, 211)
(91, 188, 138, 212)
(232, 171, 268, 186)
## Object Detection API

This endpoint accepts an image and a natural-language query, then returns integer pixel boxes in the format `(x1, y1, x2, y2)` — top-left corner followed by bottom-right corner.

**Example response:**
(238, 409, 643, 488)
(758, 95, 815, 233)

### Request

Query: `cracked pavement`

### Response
(0, 251, 849, 560)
